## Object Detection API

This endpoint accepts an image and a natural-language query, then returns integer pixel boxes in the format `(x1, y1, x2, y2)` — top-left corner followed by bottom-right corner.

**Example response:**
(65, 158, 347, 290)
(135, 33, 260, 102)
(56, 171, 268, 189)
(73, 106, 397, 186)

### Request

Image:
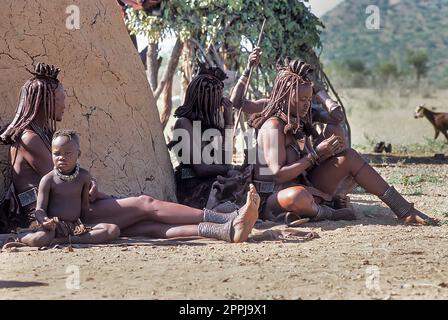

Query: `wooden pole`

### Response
(232, 18, 267, 138)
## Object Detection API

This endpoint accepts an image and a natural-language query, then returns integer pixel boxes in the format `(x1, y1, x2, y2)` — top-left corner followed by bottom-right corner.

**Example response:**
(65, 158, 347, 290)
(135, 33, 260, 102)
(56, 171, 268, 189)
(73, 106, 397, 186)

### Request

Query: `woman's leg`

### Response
(50, 223, 120, 245)
(121, 221, 199, 239)
(266, 185, 355, 221)
(122, 184, 260, 242)
(87, 185, 258, 230)
(308, 148, 437, 224)
(86, 196, 204, 229)
(19, 229, 55, 247)
(2, 229, 56, 249)
(308, 148, 389, 197)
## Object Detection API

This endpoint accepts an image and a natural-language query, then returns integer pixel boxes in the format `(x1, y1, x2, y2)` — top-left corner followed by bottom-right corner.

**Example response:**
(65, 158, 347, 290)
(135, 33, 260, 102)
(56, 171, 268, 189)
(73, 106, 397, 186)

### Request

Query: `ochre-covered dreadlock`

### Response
(1, 63, 60, 149)
(248, 58, 314, 137)
(175, 64, 228, 130)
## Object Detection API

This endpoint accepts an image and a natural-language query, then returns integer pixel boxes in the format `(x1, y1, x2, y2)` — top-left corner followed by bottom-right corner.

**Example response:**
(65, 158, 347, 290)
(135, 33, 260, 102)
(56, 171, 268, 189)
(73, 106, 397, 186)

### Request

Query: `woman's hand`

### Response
(315, 134, 344, 161)
(246, 47, 262, 69)
(89, 178, 99, 203)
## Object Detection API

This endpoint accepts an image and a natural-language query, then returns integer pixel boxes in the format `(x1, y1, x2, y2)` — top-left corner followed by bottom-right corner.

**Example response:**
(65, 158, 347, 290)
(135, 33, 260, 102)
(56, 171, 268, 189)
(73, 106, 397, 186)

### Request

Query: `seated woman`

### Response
(231, 56, 353, 211)
(236, 59, 437, 225)
(169, 48, 264, 209)
(0, 63, 260, 247)
(232, 55, 348, 148)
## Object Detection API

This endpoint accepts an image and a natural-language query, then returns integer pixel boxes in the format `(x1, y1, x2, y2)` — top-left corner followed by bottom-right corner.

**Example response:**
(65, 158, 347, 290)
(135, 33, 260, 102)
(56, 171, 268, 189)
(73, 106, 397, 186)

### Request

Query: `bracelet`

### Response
(242, 68, 251, 78)
(238, 76, 248, 85)
(309, 148, 320, 164)
(324, 98, 339, 111)
(306, 153, 316, 166)
(329, 102, 341, 112)
(324, 98, 334, 107)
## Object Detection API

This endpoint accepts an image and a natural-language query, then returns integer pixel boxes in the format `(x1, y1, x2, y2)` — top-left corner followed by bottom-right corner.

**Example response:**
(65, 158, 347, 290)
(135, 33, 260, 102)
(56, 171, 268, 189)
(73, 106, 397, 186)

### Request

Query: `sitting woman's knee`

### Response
(283, 186, 315, 209)
(345, 148, 359, 158)
(336, 148, 359, 163)
(137, 195, 157, 212)
(324, 124, 349, 149)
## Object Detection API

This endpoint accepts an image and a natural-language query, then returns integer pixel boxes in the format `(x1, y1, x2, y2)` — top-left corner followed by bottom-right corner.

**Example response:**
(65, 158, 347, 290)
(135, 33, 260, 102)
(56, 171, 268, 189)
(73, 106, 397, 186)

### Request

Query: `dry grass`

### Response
(342, 88, 448, 152)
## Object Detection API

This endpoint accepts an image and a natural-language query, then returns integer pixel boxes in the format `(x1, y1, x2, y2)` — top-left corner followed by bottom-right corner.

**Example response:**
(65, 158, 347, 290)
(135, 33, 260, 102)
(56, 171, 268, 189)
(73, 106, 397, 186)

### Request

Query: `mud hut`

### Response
(0, 0, 176, 201)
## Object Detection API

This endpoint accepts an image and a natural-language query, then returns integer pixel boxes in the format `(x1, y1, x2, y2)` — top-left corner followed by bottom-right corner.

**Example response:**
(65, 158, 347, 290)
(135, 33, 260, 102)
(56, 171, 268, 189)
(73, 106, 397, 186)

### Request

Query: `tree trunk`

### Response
(147, 42, 161, 92)
(181, 41, 195, 95)
(221, 44, 239, 71)
(158, 38, 183, 128)
(160, 77, 173, 128)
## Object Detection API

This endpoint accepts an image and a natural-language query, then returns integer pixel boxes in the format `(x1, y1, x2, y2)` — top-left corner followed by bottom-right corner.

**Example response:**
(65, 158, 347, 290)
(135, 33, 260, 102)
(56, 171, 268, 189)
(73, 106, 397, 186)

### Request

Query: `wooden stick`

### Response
(232, 18, 267, 138)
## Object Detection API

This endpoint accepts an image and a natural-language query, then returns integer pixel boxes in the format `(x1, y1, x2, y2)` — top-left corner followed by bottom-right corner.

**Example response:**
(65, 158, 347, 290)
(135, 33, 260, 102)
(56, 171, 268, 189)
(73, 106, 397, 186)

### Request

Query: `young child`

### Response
(18, 129, 120, 247)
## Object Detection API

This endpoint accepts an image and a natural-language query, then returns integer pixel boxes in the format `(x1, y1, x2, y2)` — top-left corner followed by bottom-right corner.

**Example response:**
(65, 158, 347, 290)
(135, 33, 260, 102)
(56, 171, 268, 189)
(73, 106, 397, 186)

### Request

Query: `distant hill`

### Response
(319, 0, 448, 85)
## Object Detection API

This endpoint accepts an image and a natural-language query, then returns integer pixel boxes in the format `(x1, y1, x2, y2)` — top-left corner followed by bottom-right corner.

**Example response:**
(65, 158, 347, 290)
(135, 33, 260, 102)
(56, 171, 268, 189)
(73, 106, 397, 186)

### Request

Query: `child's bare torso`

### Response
(46, 169, 89, 222)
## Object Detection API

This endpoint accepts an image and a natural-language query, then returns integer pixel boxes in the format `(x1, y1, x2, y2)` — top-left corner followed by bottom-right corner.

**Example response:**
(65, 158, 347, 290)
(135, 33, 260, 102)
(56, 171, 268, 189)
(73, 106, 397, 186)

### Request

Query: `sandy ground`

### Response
(1, 158, 447, 300)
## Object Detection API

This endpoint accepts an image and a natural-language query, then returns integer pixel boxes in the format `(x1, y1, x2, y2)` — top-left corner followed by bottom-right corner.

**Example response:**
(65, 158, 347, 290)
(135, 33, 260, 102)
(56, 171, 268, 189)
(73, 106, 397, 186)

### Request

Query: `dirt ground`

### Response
(1, 157, 447, 300)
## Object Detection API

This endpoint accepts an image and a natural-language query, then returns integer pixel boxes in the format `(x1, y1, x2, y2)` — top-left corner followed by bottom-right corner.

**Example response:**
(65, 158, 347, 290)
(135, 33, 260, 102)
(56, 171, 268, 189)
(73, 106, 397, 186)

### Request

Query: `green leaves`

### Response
(125, 0, 323, 88)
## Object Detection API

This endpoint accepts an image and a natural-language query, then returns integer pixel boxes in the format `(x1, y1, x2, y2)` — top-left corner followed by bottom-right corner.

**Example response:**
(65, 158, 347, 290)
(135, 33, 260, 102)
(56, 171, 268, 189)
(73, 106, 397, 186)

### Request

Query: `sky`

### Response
(308, 0, 344, 17)
(137, 0, 345, 53)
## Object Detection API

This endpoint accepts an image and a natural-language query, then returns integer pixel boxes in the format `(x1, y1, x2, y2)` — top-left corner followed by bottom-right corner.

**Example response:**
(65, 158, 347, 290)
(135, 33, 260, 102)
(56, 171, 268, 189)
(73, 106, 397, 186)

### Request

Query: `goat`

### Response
(414, 105, 448, 142)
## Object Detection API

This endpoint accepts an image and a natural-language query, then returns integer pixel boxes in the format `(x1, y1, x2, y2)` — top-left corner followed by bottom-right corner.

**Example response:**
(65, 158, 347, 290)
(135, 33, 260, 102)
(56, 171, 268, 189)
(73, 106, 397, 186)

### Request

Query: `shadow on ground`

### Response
(0, 280, 48, 289)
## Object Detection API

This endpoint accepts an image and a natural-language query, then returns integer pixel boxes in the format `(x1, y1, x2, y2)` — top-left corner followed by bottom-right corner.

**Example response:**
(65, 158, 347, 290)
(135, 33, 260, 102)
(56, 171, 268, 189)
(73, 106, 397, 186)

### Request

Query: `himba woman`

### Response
(0, 63, 261, 248)
(231, 58, 437, 225)
(170, 48, 264, 209)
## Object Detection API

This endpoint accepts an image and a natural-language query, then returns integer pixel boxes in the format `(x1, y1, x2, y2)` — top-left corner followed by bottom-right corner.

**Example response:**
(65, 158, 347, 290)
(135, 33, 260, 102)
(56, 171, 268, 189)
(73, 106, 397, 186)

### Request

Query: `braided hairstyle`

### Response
(175, 63, 228, 130)
(1, 63, 61, 149)
(248, 58, 314, 137)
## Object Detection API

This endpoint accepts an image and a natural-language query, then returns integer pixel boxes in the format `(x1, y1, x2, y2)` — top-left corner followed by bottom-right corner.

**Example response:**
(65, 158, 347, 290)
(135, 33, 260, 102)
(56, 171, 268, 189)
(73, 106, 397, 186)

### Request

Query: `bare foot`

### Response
(231, 184, 260, 243)
(332, 208, 357, 221)
(402, 208, 439, 226)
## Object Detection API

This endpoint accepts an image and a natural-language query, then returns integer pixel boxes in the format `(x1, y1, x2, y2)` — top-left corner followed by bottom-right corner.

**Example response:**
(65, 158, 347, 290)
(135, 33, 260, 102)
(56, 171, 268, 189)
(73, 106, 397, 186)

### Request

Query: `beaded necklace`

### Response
(54, 163, 80, 182)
